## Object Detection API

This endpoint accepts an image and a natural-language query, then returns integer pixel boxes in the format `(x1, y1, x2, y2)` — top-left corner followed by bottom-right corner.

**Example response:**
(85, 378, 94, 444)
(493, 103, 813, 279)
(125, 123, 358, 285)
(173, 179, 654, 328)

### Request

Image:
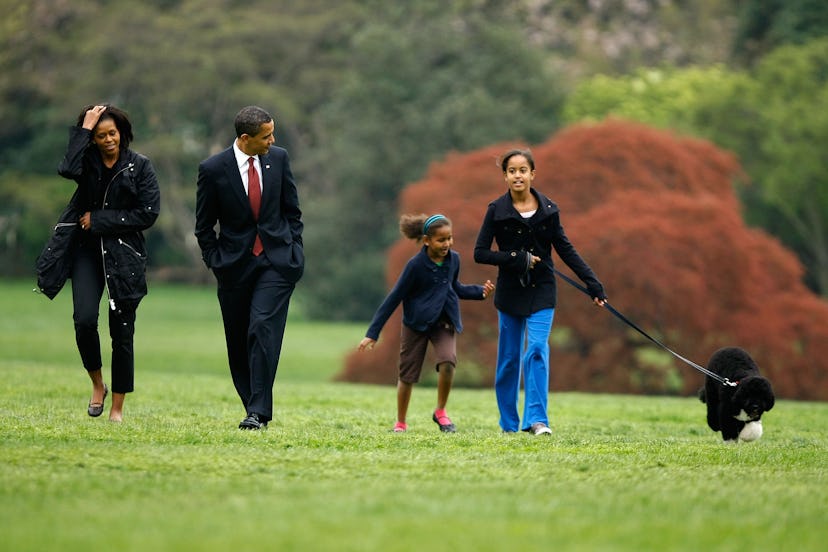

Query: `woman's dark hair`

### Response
(234, 105, 273, 138)
(75, 104, 134, 150)
(500, 149, 535, 172)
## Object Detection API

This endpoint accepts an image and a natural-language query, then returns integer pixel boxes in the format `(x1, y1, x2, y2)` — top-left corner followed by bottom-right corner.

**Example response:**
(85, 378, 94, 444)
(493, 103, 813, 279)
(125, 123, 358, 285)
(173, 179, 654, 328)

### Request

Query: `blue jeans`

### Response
(495, 308, 555, 432)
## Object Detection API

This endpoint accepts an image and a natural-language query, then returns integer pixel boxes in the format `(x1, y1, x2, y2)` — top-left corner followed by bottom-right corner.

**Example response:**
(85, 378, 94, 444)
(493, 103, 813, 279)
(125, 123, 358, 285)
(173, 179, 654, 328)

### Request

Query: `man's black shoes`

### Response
(239, 413, 267, 430)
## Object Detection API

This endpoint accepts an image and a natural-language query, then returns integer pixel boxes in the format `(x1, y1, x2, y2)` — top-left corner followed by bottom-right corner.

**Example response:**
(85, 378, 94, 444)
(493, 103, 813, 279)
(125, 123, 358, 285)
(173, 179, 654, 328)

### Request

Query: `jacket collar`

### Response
(89, 146, 132, 174)
(491, 188, 559, 221)
(417, 245, 454, 268)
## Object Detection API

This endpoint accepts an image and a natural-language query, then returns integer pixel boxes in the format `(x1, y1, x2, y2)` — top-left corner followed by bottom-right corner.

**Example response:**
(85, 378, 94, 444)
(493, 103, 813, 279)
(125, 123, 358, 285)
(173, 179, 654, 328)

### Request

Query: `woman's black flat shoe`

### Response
(87, 384, 108, 417)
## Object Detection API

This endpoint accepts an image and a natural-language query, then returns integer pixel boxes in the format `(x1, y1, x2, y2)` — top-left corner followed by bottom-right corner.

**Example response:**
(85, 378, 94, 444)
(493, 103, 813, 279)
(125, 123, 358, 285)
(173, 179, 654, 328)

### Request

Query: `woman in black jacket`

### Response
(474, 149, 606, 435)
(55, 104, 160, 422)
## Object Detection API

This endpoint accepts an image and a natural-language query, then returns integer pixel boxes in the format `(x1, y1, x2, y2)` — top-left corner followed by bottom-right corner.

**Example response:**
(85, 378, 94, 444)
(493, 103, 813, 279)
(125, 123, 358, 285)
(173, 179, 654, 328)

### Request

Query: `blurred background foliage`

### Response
(2, 0, 827, 324)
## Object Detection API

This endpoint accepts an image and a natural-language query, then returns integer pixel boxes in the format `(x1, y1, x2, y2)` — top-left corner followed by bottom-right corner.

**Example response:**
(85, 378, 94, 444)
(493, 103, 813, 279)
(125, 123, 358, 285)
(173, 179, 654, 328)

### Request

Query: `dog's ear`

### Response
(746, 377, 775, 412)
(732, 380, 748, 407)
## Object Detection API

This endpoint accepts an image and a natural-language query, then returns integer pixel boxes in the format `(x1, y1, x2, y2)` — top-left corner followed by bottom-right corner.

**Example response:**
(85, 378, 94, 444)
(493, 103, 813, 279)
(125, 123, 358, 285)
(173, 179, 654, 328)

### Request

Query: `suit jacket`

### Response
(195, 145, 304, 283)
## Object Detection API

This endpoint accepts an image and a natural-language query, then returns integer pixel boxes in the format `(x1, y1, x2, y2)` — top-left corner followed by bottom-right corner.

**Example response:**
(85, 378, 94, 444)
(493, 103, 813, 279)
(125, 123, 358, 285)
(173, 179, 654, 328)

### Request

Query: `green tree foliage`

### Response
(303, 1, 564, 319)
(734, 0, 828, 64)
(562, 65, 751, 134)
(340, 121, 828, 400)
(732, 39, 828, 297)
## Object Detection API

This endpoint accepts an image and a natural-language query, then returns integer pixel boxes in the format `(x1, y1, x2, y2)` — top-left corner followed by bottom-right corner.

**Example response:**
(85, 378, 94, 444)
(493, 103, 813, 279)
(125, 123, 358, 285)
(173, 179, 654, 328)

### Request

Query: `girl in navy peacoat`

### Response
(359, 214, 494, 433)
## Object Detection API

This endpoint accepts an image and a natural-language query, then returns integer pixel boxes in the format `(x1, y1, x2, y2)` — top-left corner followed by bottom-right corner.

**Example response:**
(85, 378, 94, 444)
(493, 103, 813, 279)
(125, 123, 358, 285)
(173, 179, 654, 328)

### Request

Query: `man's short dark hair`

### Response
(234, 106, 273, 138)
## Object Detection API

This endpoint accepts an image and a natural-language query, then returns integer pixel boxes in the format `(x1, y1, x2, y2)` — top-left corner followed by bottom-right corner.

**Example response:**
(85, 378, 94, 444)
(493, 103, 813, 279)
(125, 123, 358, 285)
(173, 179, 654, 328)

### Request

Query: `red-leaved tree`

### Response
(339, 120, 828, 399)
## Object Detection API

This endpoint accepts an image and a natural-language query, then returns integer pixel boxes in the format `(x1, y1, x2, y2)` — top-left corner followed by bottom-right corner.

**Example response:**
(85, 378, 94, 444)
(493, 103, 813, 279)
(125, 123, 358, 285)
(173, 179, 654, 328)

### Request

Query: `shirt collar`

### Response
(492, 189, 558, 220)
(233, 141, 258, 172)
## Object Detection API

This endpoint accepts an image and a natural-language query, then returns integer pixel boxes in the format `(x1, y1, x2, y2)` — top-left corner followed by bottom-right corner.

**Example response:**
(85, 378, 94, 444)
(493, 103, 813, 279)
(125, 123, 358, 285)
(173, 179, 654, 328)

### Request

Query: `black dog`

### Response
(698, 347, 775, 442)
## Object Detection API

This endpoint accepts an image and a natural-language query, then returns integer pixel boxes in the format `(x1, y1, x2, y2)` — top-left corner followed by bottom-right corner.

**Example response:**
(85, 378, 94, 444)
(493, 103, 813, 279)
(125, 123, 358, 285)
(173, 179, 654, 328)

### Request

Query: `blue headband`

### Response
(422, 214, 447, 235)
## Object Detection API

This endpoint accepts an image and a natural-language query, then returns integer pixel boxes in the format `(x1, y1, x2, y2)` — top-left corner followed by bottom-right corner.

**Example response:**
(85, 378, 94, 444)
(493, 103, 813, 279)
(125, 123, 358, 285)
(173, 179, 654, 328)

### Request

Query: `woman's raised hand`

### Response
(81, 105, 107, 130)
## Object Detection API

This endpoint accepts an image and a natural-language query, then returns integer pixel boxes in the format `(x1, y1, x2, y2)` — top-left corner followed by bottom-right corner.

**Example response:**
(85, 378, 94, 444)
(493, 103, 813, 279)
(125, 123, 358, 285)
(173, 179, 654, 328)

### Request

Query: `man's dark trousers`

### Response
(217, 253, 294, 423)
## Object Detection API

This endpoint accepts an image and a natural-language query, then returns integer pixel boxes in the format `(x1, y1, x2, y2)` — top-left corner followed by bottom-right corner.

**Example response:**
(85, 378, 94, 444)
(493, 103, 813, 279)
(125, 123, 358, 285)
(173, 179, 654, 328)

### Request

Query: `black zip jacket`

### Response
(35, 190, 82, 299)
(474, 189, 605, 317)
(40, 126, 160, 305)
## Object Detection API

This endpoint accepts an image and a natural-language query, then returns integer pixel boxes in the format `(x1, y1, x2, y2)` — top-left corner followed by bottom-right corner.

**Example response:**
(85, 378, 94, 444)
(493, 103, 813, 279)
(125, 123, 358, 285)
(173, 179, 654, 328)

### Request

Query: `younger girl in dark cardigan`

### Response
(359, 214, 494, 433)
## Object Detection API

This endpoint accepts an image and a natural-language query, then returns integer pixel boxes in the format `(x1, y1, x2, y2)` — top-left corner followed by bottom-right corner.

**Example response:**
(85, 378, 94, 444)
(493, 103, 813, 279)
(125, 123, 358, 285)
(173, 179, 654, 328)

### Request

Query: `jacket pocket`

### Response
(118, 237, 147, 260)
(106, 236, 148, 299)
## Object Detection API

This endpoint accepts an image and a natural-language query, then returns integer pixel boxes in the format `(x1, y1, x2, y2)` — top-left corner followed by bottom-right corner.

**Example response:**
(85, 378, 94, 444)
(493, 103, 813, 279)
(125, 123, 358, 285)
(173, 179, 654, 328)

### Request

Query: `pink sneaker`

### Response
(393, 421, 408, 433)
(432, 410, 456, 433)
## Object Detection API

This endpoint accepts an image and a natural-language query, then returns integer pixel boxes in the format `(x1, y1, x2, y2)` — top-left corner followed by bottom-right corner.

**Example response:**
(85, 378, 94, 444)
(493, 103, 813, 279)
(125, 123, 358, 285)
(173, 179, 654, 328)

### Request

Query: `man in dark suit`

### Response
(195, 106, 304, 430)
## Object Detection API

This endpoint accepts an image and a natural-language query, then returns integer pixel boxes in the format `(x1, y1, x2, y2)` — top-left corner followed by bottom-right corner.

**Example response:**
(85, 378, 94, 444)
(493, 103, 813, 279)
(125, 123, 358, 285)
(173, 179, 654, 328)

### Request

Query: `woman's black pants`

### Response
(71, 241, 139, 393)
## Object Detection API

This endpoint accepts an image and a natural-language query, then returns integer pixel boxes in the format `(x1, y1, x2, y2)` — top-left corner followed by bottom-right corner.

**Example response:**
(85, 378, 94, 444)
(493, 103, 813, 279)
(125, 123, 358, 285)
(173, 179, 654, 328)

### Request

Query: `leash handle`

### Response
(553, 268, 736, 387)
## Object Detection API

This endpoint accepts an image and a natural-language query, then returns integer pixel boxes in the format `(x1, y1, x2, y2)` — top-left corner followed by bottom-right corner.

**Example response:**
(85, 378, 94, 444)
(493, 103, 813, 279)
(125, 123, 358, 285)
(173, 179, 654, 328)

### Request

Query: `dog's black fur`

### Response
(698, 347, 775, 441)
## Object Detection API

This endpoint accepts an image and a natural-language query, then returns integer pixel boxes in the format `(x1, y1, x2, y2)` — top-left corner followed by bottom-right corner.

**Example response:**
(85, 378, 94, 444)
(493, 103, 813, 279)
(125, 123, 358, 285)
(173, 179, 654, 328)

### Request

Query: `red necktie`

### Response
(248, 157, 264, 256)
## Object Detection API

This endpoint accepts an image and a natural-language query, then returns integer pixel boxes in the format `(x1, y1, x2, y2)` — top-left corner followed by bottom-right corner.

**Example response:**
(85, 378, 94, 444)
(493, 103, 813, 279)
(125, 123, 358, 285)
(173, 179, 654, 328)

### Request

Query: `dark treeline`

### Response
(1, 0, 826, 320)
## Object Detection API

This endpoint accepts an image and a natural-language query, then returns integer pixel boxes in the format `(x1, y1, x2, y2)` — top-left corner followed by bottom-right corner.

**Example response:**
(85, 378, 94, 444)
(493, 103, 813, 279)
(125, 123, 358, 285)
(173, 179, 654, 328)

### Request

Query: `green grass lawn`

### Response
(1, 279, 826, 551)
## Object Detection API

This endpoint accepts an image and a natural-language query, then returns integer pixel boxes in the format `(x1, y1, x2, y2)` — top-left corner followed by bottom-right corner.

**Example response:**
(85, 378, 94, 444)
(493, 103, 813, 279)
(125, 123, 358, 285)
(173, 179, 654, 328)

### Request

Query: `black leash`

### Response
(553, 268, 737, 387)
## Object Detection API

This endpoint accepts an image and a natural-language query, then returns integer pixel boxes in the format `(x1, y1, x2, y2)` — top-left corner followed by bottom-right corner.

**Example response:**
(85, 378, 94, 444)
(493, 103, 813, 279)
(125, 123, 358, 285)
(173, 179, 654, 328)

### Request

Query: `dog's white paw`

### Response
(739, 420, 763, 442)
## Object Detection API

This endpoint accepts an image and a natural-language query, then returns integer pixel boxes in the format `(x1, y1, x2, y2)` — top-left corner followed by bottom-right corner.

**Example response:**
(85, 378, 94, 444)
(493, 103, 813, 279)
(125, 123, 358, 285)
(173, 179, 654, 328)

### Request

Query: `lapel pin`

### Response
(265, 165, 271, 169)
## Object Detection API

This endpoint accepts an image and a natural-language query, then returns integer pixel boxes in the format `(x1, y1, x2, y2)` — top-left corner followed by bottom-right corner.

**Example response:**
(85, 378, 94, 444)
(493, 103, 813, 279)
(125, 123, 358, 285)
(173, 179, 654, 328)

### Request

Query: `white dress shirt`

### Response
(232, 141, 262, 195)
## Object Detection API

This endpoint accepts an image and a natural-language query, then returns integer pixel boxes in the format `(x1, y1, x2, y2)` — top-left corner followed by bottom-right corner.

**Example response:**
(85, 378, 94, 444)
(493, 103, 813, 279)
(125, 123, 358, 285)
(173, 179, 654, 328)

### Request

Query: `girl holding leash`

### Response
(359, 214, 494, 433)
(474, 149, 606, 435)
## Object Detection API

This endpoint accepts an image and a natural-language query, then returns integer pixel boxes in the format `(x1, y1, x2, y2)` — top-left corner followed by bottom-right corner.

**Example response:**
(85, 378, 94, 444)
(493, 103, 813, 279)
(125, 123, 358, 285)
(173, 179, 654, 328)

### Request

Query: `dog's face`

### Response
(732, 376, 775, 421)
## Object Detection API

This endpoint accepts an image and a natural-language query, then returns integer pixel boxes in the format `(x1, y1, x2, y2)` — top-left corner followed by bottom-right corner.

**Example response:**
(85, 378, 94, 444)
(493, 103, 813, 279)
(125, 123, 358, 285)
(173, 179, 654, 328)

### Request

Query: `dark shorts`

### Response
(398, 319, 457, 384)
